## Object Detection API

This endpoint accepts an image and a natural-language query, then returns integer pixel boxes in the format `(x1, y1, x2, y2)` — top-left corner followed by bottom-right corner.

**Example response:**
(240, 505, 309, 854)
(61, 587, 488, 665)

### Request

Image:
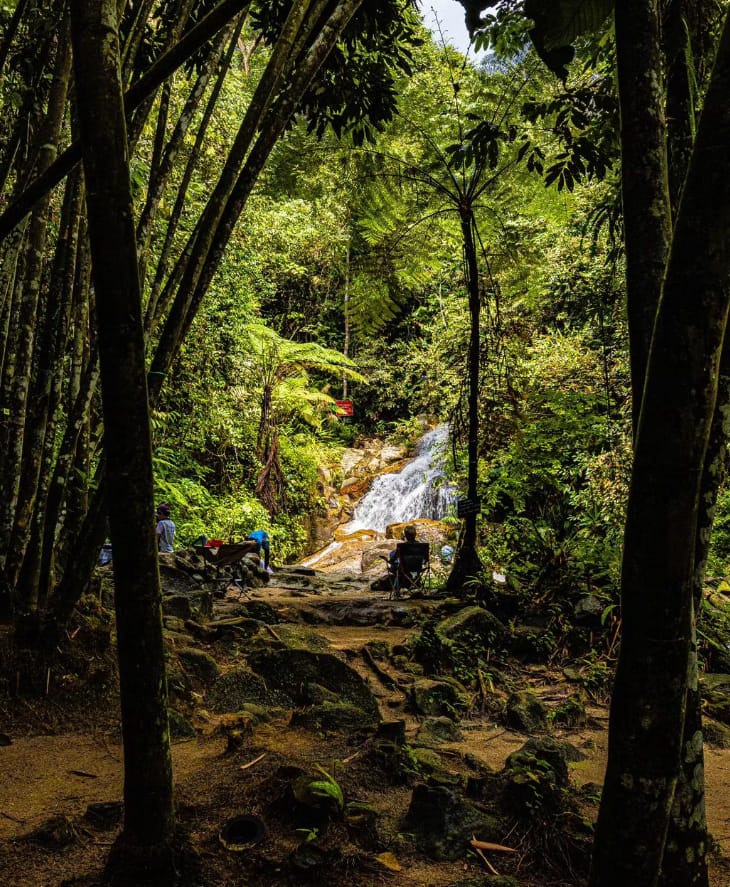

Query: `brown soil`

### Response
(1, 583, 730, 887)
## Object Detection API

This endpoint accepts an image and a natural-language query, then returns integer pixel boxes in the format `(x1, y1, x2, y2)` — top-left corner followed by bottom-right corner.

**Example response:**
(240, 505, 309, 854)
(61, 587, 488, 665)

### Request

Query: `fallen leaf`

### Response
(375, 851, 402, 872)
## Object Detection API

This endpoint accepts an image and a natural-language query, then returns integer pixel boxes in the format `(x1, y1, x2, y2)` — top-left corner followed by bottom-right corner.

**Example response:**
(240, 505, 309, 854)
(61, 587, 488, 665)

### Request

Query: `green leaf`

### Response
(524, 0, 614, 78)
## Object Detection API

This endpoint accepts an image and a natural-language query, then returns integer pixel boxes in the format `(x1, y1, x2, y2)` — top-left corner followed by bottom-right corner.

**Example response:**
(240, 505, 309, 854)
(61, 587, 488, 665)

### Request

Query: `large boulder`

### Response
(410, 678, 470, 717)
(505, 690, 549, 733)
(247, 648, 379, 720)
(177, 647, 220, 683)
(405, 783, 503, 861)
(414, 606, 507, 680)
(437, 606, 507, 650)
(207, 668, 277, 712)
(505, 737, 572, 785)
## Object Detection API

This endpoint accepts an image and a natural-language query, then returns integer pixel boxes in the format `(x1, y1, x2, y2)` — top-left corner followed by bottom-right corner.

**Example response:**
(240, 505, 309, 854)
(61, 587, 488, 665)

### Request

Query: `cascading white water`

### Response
(347, 425, 457, 533)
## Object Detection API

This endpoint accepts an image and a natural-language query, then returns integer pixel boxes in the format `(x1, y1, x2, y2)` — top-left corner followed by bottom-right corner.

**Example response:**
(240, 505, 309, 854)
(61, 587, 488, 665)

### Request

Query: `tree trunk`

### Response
(144, 17, 243, 333)
(615, 0, 672, 436)
(70, 0, 175, 869)
(590, 10, 730, 886)
(447, 210, 483, 591)
(136, 26, 228, 290)
(4, 20, 73, 594)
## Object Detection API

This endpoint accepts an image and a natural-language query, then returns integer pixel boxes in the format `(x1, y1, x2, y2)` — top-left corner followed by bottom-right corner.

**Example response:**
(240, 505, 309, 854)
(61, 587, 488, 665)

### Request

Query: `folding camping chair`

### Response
(195, 540, 260, 580)
(387, 541, 430, 599)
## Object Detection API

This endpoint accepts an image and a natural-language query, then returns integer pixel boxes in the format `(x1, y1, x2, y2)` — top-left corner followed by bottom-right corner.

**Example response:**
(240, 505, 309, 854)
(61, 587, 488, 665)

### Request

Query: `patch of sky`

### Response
(420, 0, 495, 62)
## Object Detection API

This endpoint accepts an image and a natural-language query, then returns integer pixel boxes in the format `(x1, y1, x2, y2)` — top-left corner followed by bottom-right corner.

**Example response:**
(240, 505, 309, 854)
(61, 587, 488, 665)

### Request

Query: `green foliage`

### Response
(250, 0, 424, 144)
(504, 752, 563, 815)
(307, 764, 345, 811)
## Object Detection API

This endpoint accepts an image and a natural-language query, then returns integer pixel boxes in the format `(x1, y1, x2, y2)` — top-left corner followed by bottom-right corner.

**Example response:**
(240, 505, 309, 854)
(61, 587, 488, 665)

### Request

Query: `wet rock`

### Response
(410, 678, 470, 717)
(208, 668, 276, 712)
(416, 715, 462, 746)
(248, 648, 379, 719)
(385, 519, 453, 547)
(404, 783, 503, 861)
(505, 690, 549, 733)
(361, 540, 396, 568)
(291, 701, 377, 732)
(178, 647, 220, 683)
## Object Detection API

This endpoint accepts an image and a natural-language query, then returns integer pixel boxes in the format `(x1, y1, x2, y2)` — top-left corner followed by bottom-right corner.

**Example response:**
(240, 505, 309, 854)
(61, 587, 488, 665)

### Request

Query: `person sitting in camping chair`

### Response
(387, 525, 430, 598)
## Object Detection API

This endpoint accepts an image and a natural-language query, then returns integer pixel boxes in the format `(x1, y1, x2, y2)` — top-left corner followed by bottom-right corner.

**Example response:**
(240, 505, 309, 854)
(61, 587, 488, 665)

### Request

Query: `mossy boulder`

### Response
(410, 678, 470, 717)
(290, 701, 377, 733)
(416, 716, 462, 746)
(404, 783, 503, 861)
(177, 647, 220, 683)
(413, 606, 507, 680)
(168, 709, 196, 740)
(303, 682, 340, 704)
(503, 736, 573, 817)
(247, 648, 379, 719)
(408, 746, 445, 776)
(505, 690, 549, 733)
(208, 668, 277, 712)
(239, 702, 288, 724)
(505, 737, 572, 784)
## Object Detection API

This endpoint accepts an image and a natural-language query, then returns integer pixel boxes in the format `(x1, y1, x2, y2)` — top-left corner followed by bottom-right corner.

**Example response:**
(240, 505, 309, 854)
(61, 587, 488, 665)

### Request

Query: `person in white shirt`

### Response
(155, 504, 176, 553)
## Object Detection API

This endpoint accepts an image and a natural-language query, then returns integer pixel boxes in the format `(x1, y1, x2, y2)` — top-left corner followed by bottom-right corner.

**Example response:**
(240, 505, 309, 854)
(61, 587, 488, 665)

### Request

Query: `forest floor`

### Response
(1, 577, 730, 887)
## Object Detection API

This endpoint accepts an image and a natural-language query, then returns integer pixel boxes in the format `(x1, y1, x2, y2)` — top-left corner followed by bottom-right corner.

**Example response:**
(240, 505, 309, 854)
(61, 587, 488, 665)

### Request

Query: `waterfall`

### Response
(347, 425, 457, 533)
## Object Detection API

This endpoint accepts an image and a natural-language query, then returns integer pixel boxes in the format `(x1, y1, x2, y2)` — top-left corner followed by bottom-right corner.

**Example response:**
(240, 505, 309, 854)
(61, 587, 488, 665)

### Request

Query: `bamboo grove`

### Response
(0, 0, 420, 638)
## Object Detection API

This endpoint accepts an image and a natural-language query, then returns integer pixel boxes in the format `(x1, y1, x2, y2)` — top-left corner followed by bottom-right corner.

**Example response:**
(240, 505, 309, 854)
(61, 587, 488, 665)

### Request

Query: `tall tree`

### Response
(461, 1, 730, 884)
(70, 0, 176, 877)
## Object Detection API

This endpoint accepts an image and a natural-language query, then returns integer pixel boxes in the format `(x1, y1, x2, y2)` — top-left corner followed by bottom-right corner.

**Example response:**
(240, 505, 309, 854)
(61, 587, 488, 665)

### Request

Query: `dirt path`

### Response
(2, 582, 730, 886)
